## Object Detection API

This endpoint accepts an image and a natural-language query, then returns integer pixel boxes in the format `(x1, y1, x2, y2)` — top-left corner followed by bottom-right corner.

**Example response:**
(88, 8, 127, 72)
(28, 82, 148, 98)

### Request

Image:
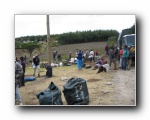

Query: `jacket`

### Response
(33, 56, 40, 66)
(122, 48, 129, 58)
(77, 52, 82, 60)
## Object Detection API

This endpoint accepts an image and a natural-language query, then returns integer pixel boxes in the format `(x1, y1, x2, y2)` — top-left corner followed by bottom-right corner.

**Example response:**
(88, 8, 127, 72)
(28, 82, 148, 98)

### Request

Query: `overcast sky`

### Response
(15, 15, 135, 38)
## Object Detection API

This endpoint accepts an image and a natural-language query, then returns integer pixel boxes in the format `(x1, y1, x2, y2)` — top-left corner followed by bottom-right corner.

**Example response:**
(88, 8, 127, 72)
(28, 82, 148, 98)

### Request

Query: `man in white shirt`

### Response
(89, 50, 95, 62)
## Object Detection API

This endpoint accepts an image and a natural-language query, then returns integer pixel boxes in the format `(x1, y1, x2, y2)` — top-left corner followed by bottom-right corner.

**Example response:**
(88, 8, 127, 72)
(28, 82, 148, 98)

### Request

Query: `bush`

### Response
(107, 36, 117, 47)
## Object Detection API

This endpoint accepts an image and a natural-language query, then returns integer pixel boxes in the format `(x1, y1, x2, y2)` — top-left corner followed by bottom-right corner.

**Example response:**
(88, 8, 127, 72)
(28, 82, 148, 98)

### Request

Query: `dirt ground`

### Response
(18, 60, 136, 106)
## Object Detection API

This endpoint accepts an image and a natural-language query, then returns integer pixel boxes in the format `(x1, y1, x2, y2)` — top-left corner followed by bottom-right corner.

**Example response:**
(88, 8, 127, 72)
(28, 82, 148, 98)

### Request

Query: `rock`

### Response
(85, 65, 91, 69)
(131, 99, 135, 102)
(61, 77, 69, 81)
(105, 82, 112, 85)
(103, 91, 110, 94)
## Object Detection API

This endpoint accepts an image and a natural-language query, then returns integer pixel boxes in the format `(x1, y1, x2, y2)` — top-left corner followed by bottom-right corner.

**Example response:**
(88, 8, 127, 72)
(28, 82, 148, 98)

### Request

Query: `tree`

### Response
(107, 36, 117, 46)
(15, 41, 22, 48)
(21, 42, 41, 58)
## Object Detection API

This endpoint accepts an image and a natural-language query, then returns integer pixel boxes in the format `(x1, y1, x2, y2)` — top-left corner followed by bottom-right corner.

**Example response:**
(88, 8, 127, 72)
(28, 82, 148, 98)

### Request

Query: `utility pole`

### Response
(46, 15, 51, 65)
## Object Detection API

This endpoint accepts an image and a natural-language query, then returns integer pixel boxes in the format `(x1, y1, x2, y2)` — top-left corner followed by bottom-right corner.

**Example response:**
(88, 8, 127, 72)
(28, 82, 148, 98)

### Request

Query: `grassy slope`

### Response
(15, 42, 107, 61)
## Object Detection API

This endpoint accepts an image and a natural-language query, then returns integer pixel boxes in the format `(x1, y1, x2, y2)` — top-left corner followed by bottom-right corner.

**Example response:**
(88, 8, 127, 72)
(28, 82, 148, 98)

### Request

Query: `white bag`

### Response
(32, 63, 37, 69)
(102, 64, 110, 72)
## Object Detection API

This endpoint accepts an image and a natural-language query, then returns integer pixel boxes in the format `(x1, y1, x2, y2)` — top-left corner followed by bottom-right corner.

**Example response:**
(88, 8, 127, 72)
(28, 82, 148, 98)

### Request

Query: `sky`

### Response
(15, 15, 135, 38)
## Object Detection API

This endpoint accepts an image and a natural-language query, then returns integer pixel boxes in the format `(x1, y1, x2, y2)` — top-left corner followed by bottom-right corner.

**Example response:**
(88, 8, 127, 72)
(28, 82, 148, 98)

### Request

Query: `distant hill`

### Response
(15, 29, 119, 48)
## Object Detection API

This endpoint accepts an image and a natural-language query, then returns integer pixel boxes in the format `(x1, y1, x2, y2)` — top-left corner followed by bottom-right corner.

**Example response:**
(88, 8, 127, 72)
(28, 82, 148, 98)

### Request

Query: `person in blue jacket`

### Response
(122, 45, 129, 70)
(77, 50, 83, 70)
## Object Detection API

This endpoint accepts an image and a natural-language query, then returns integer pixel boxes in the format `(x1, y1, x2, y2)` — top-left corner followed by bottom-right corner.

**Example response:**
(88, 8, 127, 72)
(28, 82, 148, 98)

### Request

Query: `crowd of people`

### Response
(15, 43, 134, 105)
(70, 49, 101, 70)
(73, 44, 134, 71)
(105, 44, 134, 71)
(52, 51, 62, 63)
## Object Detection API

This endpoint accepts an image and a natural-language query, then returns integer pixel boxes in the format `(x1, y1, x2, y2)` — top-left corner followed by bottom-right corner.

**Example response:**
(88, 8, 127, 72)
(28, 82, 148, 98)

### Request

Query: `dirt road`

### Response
(108, 67, 136, 106)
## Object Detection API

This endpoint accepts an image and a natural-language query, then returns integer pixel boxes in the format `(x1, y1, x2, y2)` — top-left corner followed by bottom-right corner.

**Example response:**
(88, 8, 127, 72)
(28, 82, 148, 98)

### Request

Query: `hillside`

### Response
(15, 42, 107, 61)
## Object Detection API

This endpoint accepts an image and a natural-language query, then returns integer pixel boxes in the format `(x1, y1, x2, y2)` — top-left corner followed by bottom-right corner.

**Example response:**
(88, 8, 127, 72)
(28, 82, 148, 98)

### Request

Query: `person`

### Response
(57, 52, 62, 62)
(105, 44, 109, 55)
(69, 52, 72, 61)
(77, 50, 82, 70)
(85, 49, 89, 61)
(109, 46, 117, 70)
(93, 58, 103, 70)
(33, 55, 40, 77)
(75, 51, 78, 58)
(15, 60, 23, 105)
(119, 47, 123, 69)
(114, 46, 119, 69)
(24, 55, 27, 64)
(122, 45, 129, 70)
(95, 50, 98, 56)
(20, 56, 26, 86)
(89, 50, 95, 62)
(52, 51, 57, 63)
(82, 52, 86, 63)
(127, 46, 133, 70)
(101, 58, 106, 64)
(45, 65, 52, 79)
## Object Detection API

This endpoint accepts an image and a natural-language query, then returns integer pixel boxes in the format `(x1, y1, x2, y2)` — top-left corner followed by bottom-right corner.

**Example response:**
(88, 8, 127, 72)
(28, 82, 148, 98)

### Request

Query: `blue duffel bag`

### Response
(24, 77, 36, 82)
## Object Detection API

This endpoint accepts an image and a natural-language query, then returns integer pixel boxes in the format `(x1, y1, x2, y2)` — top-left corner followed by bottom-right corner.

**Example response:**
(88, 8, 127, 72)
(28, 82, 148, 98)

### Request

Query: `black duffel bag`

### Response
(36, 82, 63, 105)
(63, 78, 89, 105)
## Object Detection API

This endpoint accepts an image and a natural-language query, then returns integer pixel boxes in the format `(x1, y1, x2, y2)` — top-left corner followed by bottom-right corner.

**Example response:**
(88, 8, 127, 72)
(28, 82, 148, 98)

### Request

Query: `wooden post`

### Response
(46, 15, 51, 65)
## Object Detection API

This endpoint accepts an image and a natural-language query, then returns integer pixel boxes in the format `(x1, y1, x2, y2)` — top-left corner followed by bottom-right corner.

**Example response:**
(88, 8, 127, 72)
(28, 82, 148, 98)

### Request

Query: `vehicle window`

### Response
(122, 37, 125, 45)
(127, 35, 135, 46)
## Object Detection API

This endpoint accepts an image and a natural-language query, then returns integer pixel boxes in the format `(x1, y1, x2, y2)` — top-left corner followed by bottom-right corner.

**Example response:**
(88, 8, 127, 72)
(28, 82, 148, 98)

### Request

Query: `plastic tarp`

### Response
(36, 82, 63, 105)
(63, 78, 89, 105)
(24, 76, 36, 81)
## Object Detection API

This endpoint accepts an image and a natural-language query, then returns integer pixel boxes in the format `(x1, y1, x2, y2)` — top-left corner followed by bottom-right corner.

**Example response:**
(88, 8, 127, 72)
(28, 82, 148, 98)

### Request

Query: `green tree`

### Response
(107, 36, 117, 46)
(21, 42, 41, 58)
(15, 41, 22, 48)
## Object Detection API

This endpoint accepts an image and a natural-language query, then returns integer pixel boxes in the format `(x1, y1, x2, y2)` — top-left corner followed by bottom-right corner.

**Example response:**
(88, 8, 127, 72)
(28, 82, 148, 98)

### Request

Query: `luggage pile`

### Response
(36, 78, 89, 105)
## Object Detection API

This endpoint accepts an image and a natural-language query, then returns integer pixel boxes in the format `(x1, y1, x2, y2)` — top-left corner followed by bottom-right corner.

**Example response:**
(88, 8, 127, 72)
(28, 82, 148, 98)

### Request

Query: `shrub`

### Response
(107, 36, 117, 47)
